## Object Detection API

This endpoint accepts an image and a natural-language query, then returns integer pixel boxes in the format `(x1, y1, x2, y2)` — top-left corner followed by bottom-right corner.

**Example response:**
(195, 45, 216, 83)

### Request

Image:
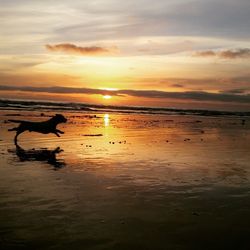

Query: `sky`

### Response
(0, 0, 250, 110)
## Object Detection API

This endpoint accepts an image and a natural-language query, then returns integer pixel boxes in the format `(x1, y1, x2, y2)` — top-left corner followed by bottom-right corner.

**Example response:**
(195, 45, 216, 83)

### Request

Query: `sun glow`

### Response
(100, 88, 118, 91)
(103, 95, 112, 99)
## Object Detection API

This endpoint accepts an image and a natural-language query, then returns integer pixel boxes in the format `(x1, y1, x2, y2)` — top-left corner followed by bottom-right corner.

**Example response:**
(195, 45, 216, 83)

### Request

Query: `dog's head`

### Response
(54, 114, 67, 123)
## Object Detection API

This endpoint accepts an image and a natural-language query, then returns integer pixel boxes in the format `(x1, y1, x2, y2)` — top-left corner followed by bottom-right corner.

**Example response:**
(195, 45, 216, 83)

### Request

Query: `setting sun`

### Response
(103, 95, 112, 100)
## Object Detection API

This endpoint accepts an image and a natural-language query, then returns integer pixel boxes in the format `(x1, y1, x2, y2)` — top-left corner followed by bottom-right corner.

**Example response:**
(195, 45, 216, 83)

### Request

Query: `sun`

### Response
(103, 95, 112, 100)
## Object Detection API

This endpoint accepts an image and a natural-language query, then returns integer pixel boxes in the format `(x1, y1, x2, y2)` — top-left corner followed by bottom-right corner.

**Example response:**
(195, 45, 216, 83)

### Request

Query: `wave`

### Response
(0, 99, 249, 117)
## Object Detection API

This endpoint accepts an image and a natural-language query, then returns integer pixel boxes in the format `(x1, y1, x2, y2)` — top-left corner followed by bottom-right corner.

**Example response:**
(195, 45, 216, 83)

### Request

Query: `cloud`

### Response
(171, 84, 184, 88)
(220, 49, 250, 59)
(45, 43, 119, 56)
(194, 51, 216, 57)
(220, 88, 249, 94)
(0, 85, 108, 95)
(52, 0, 250, 41)
(138, 76, 250, 92)
(1, 85, 250, 104)
(118, 90, 250, 103)
(194, 48, 250, 59)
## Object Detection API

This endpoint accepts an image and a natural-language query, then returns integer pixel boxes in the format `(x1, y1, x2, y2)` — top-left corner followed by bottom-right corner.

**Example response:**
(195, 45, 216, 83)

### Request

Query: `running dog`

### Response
(8, 114, 67, 144)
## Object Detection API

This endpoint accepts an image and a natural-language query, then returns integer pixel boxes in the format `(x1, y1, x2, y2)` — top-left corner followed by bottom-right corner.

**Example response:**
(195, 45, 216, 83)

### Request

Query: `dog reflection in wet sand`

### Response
(8, 114, 67, 144)
(9, 144, 65, 168)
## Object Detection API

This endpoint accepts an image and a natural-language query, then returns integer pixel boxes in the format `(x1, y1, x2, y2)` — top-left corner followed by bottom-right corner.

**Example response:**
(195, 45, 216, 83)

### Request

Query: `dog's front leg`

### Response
(54, 132, 61, 137)
(56, 129, 64, 134)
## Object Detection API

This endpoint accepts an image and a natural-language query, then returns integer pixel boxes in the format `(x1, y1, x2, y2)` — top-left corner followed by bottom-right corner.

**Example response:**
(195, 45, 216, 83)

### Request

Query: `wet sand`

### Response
(0, 110, 250, 250)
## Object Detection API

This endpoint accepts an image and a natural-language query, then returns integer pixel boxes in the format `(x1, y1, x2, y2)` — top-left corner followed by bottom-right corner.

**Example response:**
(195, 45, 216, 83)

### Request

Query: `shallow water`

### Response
(0, 110, 250, 250)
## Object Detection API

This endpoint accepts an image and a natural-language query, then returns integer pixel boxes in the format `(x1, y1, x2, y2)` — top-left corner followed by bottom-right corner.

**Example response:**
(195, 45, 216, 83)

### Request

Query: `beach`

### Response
(1, 108, 250, 250)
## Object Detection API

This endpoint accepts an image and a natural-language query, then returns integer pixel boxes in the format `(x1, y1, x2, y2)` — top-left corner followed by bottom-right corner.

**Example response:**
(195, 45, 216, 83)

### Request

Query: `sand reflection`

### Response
(8, 144, 65, 169)
(1, 111, 250, 250)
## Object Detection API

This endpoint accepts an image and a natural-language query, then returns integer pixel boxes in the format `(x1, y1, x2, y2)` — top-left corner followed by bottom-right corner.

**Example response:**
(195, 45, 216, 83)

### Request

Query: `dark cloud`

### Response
(119, 90, 250, 103)
(220, 88, 249, 94)
(194, 51, 216, 57)
(195, 48, 250, 59)
(171, 84, 184, 88)
(141, 76, 250, 91)
(0, 85, 109, 95)
(220, 49, 250, 59)
(45, 43, 118, 56)
(1, 85, 250, 104)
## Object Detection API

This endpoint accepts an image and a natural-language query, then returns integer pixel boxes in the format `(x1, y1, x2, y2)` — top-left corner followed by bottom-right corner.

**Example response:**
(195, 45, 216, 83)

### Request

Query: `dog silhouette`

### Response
(8, 114, 67, 144)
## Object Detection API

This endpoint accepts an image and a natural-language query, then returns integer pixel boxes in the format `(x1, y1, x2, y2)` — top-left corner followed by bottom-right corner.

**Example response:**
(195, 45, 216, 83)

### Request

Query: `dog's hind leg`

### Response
(14, 130, 25, 145)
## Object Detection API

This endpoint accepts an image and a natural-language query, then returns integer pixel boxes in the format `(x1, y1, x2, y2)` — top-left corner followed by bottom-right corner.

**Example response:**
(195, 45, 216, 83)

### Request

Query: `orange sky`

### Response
(0, 0, 250, 110)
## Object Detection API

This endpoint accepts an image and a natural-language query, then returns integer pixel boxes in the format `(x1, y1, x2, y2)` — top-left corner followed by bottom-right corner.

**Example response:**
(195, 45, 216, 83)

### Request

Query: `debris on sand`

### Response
(192, 212, 200, 216)
(184, 138, 191, 141)
(4, 114, 21, 117)
(109, 140, 126, 144)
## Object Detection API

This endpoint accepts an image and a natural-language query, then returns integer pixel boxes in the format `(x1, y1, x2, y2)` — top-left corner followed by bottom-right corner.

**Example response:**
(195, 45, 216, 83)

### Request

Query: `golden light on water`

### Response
(104, 114, 110, 127)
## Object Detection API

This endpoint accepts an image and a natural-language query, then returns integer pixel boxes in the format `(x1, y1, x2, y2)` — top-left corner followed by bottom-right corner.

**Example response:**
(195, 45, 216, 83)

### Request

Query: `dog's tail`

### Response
(8, 127, 18, 131)
(8, 120, 24, 131)
(8, 119, 24, 123)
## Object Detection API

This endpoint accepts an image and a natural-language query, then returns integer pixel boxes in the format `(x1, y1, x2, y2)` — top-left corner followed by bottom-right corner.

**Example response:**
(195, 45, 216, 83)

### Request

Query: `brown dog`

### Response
(8, 114, 67, 144)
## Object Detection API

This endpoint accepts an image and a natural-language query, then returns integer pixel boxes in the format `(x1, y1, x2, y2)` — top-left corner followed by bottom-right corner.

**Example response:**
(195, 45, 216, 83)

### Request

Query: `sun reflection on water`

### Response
(104, 114, 110, 127)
